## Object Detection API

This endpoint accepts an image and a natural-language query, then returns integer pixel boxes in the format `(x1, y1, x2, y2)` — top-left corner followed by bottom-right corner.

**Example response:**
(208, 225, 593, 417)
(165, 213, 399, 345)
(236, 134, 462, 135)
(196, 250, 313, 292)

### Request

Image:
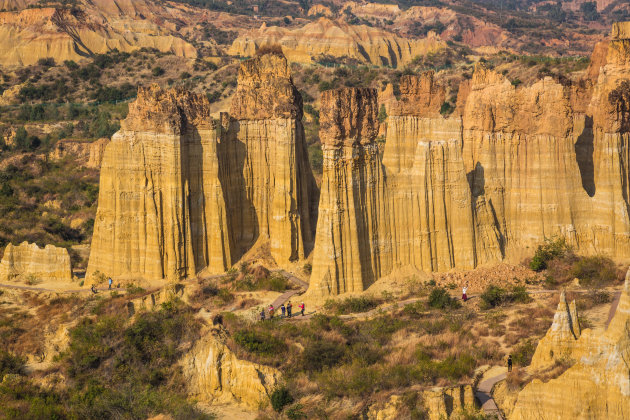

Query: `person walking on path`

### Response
(299, 302, 305, 316)
(280, 303, 286, 317)
(269, 305, 275, 319)
(108, 277, 113, 290)
(507, 354, 513, 372)
(287, 301, 293, 318)
(462, 283, 469, 302)
(260, 308, 266, 321)
(91, 284, 97, 294)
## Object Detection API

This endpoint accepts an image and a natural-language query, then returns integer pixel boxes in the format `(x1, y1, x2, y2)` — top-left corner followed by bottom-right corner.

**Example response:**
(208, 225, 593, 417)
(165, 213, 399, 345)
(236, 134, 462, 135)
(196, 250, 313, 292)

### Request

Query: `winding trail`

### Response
(0, 283, 124, 293)
(476, 372, 507, 420)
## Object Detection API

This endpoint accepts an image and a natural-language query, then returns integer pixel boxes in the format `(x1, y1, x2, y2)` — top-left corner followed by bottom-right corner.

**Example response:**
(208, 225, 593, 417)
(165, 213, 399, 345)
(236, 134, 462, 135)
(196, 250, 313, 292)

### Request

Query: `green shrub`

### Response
(480, 285, 531, 309)
(285, 403, 306, 420)
(270, 386, 293, 412)
(571, 256, 618, 288)
(512, 339, 537, 366)
(301, 341, 346, 372)
(428, 287, 460, 310)
(325, 296, 381, 314)
(0, 350, 25, 378)
(233, 330, 285, 357)
(530, 238, 569, 271)
(480, 285, 507, 309)
(152, 67, 165, 76)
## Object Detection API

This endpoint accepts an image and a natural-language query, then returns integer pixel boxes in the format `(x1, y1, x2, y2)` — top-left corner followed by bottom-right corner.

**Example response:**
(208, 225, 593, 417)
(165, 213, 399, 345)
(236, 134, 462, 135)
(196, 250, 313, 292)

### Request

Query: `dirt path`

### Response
(268, 269, 309, 309)
(476, 372, 507, 419)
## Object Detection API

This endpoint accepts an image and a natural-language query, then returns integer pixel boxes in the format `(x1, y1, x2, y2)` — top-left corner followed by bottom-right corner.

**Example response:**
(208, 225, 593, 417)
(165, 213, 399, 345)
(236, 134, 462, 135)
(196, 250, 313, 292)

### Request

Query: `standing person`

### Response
(507, 354, 513, 372)
(280, 303, 286, 317)
(269, 305, 275, 319)
(108, 277, 113, 290)
(299, 302, 305, 316)
(90, 284, 97, 294)
(260, 308, 266, 321)
(462, 283, 468, 302)
(287, 301, 293, 318)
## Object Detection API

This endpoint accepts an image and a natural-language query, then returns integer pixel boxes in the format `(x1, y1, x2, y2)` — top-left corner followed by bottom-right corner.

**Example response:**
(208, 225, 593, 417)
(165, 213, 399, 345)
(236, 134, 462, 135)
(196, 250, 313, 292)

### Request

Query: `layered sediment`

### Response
(87, 54, 317, 281)
(0, 241, 72, 282)
(309, 23, 630, 298)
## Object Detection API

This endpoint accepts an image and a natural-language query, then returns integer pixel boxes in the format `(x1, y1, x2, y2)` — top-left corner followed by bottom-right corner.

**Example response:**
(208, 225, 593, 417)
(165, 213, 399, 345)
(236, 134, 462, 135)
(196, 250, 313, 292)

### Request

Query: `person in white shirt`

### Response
(462, 284, 469, 302)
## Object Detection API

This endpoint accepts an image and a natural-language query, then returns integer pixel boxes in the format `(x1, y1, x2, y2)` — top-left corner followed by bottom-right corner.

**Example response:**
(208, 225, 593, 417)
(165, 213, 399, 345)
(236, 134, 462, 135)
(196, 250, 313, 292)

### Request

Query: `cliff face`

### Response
(308, 80, 501, 298)
(182, 327, 280, 409)
(0, 241, 72, 282)
(220, 53, 318, 264)
(87, 86, 231, 281)
(88, 54, 318, 281)
(309, 23, 630, 297)
(0, 1, 197, 67)
(510, 271, 630, 420)
(309, 87, 389, 296)
(228, 18, 446, 68)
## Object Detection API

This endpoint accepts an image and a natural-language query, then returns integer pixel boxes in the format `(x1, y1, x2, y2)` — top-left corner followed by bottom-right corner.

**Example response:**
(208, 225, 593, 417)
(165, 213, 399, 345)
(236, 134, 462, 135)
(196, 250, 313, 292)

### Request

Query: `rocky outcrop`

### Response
(228, 17, 445, 68)
(181, 327, 280, 409)
(423, 385, 477, 420)
(0, 241, 72, 282)
(308, 77, 502, 298)
(219, 53, 318, 264)
(0, 1, 197, 66)
(49, 138, 110, 169)
(87, 85, 231, 281)
(510, 271, 630, 420)
(87, 53, 318, 281)
(309, 87, 389, 296)
(308, 23, 630, 297)
(529, 291, 581, 370)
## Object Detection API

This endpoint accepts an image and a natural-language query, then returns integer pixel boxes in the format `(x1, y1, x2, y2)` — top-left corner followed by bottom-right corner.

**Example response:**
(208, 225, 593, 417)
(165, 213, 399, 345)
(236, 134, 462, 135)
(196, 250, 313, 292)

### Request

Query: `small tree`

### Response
(271, 385, 294, 412)
(378, 104, 388, 123)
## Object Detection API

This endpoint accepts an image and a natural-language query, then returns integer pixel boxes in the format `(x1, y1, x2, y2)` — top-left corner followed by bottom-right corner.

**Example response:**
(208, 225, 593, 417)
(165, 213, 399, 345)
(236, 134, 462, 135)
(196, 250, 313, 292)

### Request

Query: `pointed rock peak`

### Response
(612, 22, 630, 40)
(320, 87, 379, 147)
(471, 63, 508, 87)
(121, 84, 212, 134)
(230, 52, 302, 121)
(550, 290, 578, 339)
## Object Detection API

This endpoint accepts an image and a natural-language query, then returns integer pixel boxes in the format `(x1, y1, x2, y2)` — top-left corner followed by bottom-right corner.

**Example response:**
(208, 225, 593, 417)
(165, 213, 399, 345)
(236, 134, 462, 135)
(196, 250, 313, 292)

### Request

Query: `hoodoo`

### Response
(87, 53, 318, 281)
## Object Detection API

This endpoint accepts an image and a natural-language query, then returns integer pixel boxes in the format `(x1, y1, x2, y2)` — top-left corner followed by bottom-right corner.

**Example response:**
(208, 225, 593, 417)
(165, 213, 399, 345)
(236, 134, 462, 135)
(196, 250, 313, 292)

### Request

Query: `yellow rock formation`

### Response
(228, 17, 446, 68)
(423, 385, 477, 420)
(87, 54, 318, 281)
(181, 327, 280, 409)
(0, 241, 72, 282)
(509, 270, 630, 420)
(529, 291, 581, 370)
(0, 1, 197, 67)
(49, 138, 110, 169)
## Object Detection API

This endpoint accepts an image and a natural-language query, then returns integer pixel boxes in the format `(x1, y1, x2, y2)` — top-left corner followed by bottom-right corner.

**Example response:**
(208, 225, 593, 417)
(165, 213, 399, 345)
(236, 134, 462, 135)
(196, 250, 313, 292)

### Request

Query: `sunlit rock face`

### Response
(87, 54, 318, 281)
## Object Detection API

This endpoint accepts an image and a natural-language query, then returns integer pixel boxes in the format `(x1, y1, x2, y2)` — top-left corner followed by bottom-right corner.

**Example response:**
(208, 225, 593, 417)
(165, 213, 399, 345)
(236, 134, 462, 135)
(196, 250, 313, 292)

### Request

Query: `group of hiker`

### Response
(260, 301, 305, 321)
(90, 277, 114, 294)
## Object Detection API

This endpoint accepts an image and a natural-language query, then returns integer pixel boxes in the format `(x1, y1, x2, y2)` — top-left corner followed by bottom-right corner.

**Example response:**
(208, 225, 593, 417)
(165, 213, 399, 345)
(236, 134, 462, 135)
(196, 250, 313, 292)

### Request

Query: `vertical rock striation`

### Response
(0, 241, 72, 282)
(220, 53, 318, 264)
(87, 54, 318, 282)
(87, 86, 231, 281)
(310, 87, 389, 295)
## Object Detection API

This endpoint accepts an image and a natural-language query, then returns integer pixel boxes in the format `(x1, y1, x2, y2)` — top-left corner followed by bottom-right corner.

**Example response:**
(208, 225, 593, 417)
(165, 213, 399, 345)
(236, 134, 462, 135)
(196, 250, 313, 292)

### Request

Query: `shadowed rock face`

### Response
(87, 54, 318, 281)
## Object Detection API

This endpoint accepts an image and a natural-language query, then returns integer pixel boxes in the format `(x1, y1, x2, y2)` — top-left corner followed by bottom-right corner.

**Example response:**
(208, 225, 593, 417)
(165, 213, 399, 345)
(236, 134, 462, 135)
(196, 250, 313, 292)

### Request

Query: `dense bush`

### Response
(428, 287, 461, 310)
(571, 256, 618, 288)
(233, 330, 285, 357)
(301, 341, 346, 372)
(530, 238, 569, 271)
(271, 385, 294, 412)
(324, 296, 381, 315)
(0, 350, 25, 378)
(480, 285, 532, 309)
(511, 339, 537, 366)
